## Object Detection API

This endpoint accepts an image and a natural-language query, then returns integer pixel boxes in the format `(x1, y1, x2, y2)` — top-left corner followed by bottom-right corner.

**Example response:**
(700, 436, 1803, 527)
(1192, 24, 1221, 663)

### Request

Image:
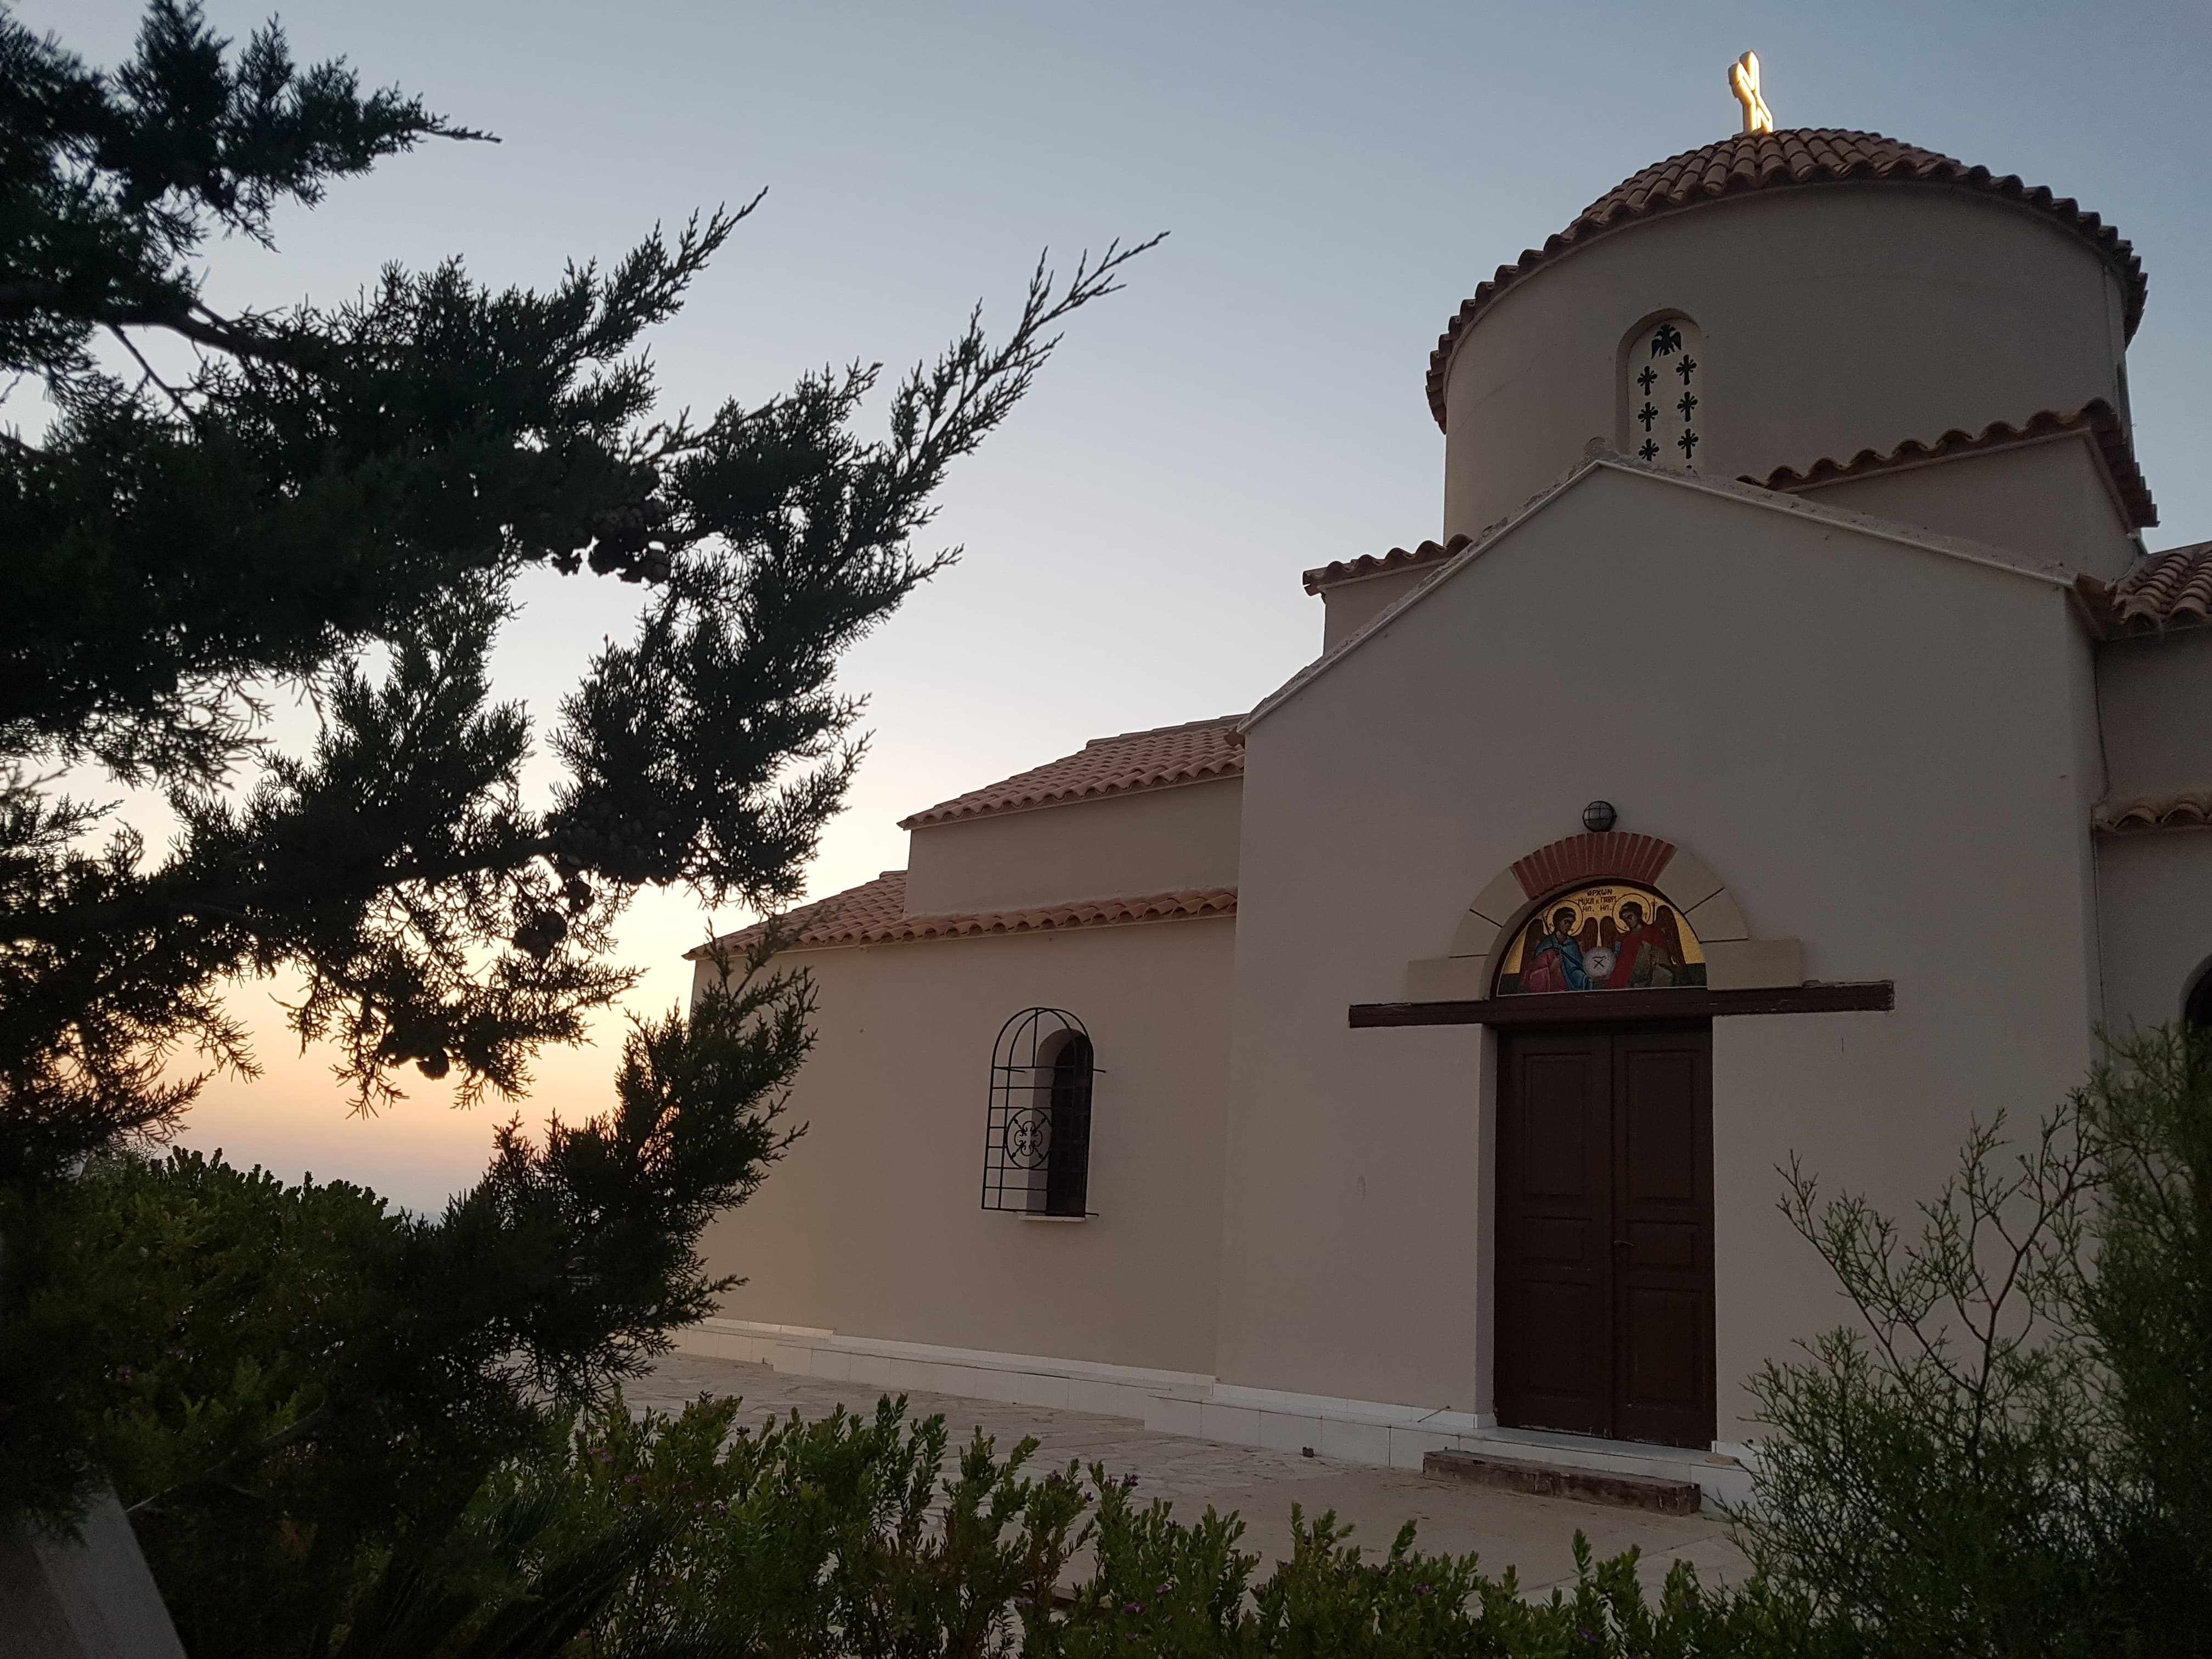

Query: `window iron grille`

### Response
(1624, 314, 1702, 471)
(981, 1007, 1097, 1216)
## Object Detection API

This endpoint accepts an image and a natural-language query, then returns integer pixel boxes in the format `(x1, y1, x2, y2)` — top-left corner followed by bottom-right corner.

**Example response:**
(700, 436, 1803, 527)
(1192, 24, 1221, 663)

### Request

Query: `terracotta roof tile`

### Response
(898, 715, 1245, 828)
(1303, 534, 1474, 594)
(1746, 401, 2157, 529)
(2077, 541, 2212, 635)
(693, 870, 1238, 953)
(2094, 788, 2212, 834)
(1426, 130, 2147, 430)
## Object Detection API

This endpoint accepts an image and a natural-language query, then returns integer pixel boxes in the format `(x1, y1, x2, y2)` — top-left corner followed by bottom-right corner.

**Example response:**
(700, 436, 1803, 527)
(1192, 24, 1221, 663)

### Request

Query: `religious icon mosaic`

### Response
(1628, 316, 1702, 471)
(1493, 882, 1706, 995)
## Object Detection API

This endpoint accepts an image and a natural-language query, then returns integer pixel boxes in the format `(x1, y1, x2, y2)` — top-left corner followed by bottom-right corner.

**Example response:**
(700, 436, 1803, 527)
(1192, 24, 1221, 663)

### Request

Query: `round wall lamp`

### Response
(1582, 800, 1617, 834)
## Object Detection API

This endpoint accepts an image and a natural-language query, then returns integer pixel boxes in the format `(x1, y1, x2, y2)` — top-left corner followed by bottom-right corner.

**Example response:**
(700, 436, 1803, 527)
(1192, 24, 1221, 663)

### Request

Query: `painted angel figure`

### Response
(1607, 900, 1689, 989)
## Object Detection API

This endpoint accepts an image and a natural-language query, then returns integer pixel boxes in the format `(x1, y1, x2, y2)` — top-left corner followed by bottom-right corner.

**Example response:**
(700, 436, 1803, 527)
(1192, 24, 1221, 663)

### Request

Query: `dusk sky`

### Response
(31, 0, 2212, 1210)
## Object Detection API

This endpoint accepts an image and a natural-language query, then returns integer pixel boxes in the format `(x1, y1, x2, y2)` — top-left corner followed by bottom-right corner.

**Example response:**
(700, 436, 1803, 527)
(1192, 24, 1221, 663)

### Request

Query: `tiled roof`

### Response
(1746, 401, 2157, 529)
(1303, 534, 1473, 594)
(692, 870, 1238, 953)
(2094, 788, 2212, 834)
(2076, 541, 2212, 635)
(1426, 130, 2147, 430)
(898, 715, 1245, 828)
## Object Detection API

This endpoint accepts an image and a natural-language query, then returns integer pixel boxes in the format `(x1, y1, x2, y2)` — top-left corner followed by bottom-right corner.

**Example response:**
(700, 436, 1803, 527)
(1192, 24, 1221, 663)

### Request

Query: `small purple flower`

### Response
(1416, 1584, 1431, 1596)
(1122, 1601, 1144, 1616)
(1120, 1472, 1139, 1490)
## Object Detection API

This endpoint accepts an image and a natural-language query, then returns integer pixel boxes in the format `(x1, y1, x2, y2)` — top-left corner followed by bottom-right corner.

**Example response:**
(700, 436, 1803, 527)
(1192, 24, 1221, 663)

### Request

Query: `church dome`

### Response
(1425, 129, 2147, 431)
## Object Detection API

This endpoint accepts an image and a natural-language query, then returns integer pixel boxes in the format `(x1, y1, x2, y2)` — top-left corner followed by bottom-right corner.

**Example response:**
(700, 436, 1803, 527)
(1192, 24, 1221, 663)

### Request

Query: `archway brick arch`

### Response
(1509, 830, 1678, 900)
(1403, 831, 1803, 1003)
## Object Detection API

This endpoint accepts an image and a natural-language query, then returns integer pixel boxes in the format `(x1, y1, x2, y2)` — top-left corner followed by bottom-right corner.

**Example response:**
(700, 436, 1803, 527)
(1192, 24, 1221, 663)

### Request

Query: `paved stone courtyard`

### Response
(634, 1352, 1748, 1599)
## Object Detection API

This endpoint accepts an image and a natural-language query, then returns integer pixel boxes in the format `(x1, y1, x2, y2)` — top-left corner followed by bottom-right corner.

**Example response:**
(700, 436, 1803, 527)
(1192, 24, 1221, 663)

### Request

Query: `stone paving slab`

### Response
(631, 1353, 1749, 1599)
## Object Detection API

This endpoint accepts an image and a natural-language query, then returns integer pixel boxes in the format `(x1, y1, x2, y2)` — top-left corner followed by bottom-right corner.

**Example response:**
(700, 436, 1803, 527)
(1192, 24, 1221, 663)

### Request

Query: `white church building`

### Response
(681, 102, 2212, 1504)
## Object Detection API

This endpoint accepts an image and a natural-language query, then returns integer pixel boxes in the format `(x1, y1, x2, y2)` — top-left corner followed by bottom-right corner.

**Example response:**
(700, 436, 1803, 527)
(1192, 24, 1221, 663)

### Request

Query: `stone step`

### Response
(1421, 1448, 1702, 1515)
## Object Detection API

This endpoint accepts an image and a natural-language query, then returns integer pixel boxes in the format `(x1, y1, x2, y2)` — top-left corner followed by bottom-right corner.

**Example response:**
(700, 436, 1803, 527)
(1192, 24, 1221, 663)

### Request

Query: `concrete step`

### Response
(1467, 1426, 1737, 1482)
(1421, 1448, 1702, 1515)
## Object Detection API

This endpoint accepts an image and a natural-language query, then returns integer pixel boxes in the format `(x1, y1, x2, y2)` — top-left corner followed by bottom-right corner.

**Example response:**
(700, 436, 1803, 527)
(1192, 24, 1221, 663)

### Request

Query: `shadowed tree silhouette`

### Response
(0, 0, 1156, 1538)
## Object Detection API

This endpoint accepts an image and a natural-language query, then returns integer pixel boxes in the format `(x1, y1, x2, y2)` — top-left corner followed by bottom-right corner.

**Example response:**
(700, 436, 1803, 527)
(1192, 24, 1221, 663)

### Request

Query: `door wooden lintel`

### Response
(1351, 981, 1893, 1029)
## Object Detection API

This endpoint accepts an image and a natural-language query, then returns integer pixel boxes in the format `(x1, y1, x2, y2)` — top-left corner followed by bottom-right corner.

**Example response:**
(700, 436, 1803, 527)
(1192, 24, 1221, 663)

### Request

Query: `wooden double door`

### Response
(1494, 1023, 1715, 1449)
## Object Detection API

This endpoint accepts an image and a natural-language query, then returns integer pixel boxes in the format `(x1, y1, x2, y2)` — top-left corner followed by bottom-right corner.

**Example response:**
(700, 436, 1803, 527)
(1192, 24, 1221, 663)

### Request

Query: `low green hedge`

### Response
(382, 1391, 1859, 1658)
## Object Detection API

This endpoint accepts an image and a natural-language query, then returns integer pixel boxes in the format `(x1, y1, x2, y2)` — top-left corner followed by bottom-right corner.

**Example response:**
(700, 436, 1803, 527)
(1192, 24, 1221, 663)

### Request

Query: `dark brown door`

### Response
(1494, 1024, 1714, 1448)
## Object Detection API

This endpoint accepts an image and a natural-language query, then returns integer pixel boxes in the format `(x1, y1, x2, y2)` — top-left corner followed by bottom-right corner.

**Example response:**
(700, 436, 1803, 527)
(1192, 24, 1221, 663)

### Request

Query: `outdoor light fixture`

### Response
(1582, 800, 1617, 834)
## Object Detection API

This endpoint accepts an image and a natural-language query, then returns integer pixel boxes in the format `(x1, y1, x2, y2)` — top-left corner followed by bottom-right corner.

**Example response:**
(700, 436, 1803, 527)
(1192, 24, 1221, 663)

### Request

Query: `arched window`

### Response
(1042, 1031, 1096, 1216)
(982, 1008, 1097, 1216)
(2187, 961, 2212, 1030)
(1622, 315, 1703, 471)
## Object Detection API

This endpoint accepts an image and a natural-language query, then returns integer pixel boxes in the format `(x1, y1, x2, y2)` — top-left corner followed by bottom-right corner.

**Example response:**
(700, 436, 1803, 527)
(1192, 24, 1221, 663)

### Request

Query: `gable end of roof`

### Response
(1242, 454, 2080, 735)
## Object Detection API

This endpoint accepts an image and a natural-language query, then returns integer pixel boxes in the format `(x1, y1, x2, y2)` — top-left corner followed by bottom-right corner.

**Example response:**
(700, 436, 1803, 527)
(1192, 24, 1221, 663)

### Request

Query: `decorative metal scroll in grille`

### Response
(981, 1007, 1097, 1216)
(1629, 315, 1702, 471)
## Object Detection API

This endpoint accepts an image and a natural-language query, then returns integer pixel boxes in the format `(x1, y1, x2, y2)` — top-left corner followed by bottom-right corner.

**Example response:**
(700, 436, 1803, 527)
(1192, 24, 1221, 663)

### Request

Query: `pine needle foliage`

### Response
(1, 0, 1156, 1164)
(0, 0, 1154, 1532)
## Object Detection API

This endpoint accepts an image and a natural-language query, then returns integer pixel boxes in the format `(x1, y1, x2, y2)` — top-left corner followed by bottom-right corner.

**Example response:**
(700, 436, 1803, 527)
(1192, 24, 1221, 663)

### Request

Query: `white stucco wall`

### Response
(902, 779, 1243, 915)
(1440, 186, 2129, 538)
(1318, 567, 1443, 653)
(2094, 626, 2212, 1030)
(2096, 832, 2212, 1032)
(1791, 438, 2138, 578)
(1220, 465, 2105, 1440)
(692, 917, 1235, 1375)
(2097, 626, 2212, 798)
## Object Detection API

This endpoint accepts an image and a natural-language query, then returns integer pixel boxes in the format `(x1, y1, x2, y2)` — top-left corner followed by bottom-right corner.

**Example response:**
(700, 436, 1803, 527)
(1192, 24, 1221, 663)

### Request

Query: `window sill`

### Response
(1015, 1212, 1091, 1223)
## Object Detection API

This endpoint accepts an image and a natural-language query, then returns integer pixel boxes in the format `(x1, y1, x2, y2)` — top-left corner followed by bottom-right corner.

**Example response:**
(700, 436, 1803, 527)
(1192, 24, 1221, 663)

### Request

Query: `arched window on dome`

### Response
(2186, 958, 2212, 1031)
(1621, 315, 1704, 471)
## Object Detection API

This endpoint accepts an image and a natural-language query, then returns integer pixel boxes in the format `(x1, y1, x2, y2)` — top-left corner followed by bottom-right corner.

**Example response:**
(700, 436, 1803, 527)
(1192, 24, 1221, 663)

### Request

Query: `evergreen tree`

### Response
(0, 0, 1153, 1532)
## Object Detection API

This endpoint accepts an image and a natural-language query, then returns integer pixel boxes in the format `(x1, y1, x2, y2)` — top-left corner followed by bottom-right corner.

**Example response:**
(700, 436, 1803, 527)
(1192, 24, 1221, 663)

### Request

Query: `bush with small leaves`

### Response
(496, 1393, 1848, 1659)
(1735, 1024, 2212, 1657)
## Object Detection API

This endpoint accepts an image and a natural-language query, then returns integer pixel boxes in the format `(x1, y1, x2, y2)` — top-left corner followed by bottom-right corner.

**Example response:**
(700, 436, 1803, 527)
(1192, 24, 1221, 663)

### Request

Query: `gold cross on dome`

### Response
(1729, 50, 1774, 134)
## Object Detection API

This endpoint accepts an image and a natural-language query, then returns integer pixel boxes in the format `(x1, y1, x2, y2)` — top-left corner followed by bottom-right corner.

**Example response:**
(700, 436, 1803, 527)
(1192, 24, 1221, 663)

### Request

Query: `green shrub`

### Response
(8, 1143, 1861, 1656)
(0, 1149, 560, 1651)
(1736, 1024, 2212, 1657)
(494, 1392, 1848, 1658)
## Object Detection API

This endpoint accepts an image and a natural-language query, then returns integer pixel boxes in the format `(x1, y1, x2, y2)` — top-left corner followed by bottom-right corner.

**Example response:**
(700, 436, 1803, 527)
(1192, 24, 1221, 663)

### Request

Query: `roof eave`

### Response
(1748, 401, 2157, 532)
(896, 766, 1244, 831)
